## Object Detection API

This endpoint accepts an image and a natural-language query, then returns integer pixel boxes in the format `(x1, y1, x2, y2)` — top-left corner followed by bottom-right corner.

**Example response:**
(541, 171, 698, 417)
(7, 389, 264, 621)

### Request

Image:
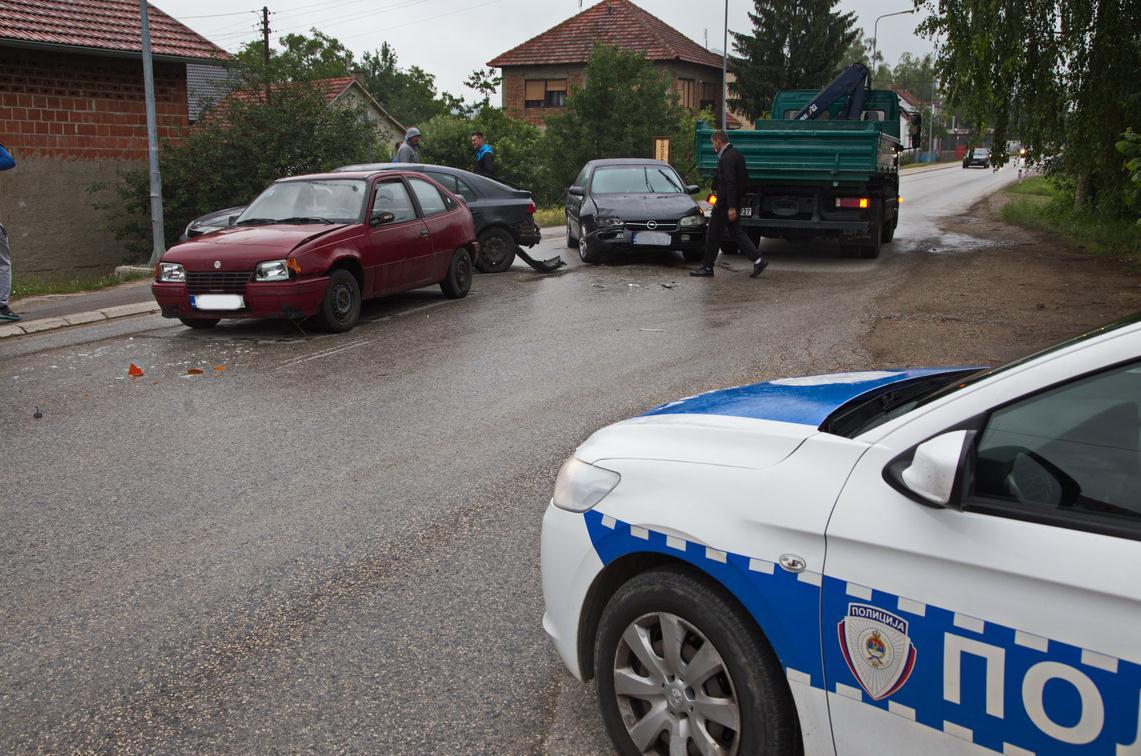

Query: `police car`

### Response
(541, 315, 1141, 755)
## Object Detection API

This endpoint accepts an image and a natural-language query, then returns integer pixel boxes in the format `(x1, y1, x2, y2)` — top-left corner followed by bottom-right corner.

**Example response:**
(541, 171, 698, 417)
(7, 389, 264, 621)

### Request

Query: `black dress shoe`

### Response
(689, 267, 714, 277)
(750, 258, 769, 278)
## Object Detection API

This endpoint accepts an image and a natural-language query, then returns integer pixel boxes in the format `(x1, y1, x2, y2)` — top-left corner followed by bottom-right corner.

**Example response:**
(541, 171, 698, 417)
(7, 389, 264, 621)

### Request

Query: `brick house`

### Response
(487, 0, 725, 128)
(0, 0, 226, 279)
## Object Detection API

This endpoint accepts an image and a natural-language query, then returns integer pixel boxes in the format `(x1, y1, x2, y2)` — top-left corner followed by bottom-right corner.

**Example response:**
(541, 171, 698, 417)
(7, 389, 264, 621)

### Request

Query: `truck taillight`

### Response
(527, 201, 536, 215)
(835, 197, 870, 209)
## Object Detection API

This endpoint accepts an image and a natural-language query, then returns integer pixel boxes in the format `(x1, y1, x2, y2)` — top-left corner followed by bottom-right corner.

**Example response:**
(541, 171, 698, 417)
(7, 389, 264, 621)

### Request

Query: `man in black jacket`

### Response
(690, 130, 767, 278)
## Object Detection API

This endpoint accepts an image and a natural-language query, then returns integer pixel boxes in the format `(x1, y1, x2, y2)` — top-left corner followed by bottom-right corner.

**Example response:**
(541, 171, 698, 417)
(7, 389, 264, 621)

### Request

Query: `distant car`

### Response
(564, 158, 707, 265)
(153, 170, 478, 333)
(180, 206, 245, 241)
(336, 164, 540, 273)
(541, 314, 1141, 755)
(963, 147, 990, 168)
(181, 165, 540, 274)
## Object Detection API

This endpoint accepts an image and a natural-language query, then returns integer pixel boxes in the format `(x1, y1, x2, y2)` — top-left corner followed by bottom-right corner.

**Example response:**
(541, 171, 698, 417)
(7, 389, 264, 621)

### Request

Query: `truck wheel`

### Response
(860, 208, 883, 259)
(475, 228, 516, 273)
(881, 213, 896, 243)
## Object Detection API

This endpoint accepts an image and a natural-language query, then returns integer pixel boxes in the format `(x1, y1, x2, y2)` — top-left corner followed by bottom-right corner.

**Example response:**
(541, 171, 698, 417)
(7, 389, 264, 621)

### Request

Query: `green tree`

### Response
(464, 67, 502, 110)
(94, 81, 379, 258)
(235, 29, 354, 82)
(729, 0, 858, 120)
(359, 43, 460, 125)
(542, 44, 685, 199)
(919, 0, 1141, 213)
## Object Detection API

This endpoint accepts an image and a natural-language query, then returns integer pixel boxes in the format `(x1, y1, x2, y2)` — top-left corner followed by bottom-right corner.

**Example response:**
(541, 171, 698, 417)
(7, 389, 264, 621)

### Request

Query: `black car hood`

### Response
(590, 193, 698, 220)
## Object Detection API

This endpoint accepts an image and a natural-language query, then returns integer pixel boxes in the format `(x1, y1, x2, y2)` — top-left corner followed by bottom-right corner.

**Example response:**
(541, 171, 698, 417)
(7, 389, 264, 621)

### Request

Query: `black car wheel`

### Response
(566, 221, 578, 248)
(579, 234, 602, 264)
(595, 567, 800, 756)
(440, 248, 473, 298)
(475, 227, 517, 273)
(317, 269, 361, 333)
(179, 317, 219, 329)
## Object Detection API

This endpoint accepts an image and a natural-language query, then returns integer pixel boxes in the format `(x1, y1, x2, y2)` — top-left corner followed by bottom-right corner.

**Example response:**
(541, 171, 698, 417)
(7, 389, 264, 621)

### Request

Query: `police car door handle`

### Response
(779, 554, 807, 573)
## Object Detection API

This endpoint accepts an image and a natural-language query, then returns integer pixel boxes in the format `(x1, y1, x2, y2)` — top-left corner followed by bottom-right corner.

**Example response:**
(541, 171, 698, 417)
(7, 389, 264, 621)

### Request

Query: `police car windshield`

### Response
(828, 312, 1141, 437)
(591, 166, 684, 194)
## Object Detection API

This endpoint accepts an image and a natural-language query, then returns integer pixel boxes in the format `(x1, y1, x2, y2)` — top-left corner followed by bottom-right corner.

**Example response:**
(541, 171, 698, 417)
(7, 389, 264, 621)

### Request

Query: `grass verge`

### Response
(11, 270, 152, 300)
(533, 206, 565, 228)
(1000, 177, 1140, 266)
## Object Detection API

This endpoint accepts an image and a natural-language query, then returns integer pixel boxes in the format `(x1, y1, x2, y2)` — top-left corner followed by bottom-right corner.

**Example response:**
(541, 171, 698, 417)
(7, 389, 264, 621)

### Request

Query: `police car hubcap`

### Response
(613, 612, 741, 754)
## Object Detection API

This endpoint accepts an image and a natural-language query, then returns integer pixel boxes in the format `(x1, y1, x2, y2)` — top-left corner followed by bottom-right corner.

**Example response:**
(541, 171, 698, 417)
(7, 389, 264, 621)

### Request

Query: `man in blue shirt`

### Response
(471, 131, 495, 177)
(0, 143, 17, 322)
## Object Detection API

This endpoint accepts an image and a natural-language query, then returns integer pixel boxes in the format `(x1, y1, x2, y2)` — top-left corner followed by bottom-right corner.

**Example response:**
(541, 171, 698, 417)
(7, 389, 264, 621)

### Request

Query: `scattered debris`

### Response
(33, 406, 42, 419)
(213, 365, 225, 372)
(660, 282, 677, 290)
(187, 368, 204, 375)
(639, 328, 664, 332)
(127, 363, 144, 377)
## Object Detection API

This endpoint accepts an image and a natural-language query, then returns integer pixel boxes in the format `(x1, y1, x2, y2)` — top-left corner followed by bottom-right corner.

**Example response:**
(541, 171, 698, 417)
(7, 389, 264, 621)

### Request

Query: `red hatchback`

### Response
(152, 170, 479, 332)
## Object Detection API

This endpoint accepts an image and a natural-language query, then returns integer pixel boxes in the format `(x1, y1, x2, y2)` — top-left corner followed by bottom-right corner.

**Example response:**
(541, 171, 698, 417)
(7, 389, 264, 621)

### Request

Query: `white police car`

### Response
(541, 316, 1141, 755)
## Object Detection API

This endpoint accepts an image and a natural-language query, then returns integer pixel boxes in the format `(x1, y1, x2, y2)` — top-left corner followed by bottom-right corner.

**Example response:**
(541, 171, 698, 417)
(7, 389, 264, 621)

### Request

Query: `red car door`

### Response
(407, 176, 463, 282)
(364, 178, 432, 294)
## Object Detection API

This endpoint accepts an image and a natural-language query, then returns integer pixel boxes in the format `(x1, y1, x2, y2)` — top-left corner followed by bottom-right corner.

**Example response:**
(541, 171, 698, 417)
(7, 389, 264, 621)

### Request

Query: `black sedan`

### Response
(564, 159, 706, 265)
(962, 147, 991, 168)
(181, 164, 541, 273)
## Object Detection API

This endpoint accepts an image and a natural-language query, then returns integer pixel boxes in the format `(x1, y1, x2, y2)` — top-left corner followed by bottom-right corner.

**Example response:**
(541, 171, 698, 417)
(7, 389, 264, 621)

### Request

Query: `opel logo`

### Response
(646, 220, 658, 230)
(214, 260, 222, 269)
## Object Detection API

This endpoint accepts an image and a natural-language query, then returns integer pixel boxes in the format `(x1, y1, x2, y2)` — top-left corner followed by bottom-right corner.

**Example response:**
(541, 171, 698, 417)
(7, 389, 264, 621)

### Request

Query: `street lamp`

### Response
(870, 8, 915, 86)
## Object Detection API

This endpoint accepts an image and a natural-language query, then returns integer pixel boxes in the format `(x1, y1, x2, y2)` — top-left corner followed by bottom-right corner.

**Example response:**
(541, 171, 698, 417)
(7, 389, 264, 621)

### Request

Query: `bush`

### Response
(93, 79, 381, 258)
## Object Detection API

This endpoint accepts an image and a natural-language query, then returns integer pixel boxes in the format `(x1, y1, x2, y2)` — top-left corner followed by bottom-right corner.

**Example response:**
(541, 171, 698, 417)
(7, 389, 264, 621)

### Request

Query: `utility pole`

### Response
(721, 0, 728, 130)
(139, 0, 165, 266)
(260, 6, 271, 102)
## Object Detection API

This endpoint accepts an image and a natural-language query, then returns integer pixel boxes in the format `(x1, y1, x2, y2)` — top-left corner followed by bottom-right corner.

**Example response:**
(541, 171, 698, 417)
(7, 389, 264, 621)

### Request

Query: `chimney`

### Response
(351, 68, 365, 86)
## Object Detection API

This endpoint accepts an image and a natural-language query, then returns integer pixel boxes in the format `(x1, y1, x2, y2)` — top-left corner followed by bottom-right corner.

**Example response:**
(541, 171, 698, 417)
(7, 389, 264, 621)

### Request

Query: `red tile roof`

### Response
(0, 0, 228, 61)
(488, 0, 722, 70)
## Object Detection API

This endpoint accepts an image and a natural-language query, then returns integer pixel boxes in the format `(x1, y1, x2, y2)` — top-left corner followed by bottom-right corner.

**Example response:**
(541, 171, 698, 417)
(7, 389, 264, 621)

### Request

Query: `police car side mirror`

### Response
(885, 430, 976, 508)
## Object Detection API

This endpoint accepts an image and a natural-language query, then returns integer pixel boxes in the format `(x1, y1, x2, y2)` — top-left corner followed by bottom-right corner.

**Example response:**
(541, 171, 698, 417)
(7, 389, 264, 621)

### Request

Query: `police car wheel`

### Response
(595, 567, 800, 756)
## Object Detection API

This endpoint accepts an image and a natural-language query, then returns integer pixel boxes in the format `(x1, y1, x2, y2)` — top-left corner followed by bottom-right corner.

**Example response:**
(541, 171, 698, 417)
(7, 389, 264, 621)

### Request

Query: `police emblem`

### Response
(838, 603, 917, 700)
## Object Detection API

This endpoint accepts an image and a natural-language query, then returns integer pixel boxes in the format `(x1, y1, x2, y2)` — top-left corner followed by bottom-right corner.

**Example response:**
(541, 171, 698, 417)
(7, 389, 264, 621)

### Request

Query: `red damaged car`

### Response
(153, 170, 478, 332)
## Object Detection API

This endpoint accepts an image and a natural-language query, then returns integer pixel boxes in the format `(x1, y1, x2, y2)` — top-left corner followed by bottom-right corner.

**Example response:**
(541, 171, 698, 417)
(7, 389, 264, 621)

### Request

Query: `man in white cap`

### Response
(395, 127, 422, 163)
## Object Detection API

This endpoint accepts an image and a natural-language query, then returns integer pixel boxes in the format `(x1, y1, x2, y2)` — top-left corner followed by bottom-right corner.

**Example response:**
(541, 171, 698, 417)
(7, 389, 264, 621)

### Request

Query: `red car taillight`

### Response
(527, 201, 536, 215)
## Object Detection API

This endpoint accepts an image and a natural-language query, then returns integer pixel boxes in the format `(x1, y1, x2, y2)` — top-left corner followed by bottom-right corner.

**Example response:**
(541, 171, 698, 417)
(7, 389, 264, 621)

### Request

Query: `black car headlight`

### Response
(596, 217, 624, 228)
(680, 214, 705, 227)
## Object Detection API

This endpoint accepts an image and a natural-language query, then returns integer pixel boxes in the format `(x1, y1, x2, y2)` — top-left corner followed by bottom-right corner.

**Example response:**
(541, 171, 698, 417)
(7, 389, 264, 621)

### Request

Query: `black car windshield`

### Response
(238, 179, 367, 225)
(591, 166, 685, 194)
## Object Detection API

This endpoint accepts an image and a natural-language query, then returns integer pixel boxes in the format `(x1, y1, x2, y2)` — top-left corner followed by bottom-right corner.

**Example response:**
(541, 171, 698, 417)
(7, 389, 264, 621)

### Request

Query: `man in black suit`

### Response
(690, 130, 767, 278)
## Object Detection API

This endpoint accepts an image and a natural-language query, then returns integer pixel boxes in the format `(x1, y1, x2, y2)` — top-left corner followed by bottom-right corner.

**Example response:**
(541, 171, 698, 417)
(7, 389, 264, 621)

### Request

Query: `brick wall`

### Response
(501, 66, 584, 128)
(0, 47, 189, 280)
(0, 47, 187, 160)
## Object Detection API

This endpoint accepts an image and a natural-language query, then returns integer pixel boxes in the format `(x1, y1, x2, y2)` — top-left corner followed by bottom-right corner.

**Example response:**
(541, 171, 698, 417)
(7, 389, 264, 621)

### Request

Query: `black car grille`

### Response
(626, 220, 679, 232)
(186, 271, 252, 294)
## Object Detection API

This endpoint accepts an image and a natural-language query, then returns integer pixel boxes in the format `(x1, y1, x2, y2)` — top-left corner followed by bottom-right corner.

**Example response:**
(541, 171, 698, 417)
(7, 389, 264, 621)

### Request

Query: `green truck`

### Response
(697, 71, 920, 258)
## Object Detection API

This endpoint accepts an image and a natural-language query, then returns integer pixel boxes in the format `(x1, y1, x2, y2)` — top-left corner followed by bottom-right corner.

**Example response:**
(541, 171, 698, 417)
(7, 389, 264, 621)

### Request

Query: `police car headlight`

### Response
(158, 262, 185, 282)
(553, 457, 621, 513)
(680, 214, 704, 227)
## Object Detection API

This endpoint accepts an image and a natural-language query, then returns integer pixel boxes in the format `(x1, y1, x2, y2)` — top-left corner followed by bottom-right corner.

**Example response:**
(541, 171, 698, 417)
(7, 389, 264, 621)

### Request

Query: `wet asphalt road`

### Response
(0, 164, 1016, 753)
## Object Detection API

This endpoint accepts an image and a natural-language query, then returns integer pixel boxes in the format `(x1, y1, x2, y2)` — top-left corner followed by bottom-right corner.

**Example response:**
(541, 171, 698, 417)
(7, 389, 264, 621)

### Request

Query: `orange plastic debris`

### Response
(128, 363, 144, 377)
(187, 368, 204, 375)
(213, 365, 225, 372)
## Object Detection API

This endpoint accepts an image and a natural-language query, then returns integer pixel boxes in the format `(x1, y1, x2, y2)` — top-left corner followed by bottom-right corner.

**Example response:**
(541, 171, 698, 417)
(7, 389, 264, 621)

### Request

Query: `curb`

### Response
(0, 300, 160, 339)
(901, 162, 959, 174)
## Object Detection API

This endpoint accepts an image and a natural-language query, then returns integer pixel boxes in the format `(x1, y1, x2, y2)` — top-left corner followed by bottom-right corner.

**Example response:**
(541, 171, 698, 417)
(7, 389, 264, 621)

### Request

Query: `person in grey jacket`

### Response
(0, 142, 18, 321)
(395, 127, 422, 163)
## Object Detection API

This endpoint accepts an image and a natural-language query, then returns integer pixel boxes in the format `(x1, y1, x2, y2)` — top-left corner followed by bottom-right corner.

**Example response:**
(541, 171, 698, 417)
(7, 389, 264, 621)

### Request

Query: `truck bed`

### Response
(697, 122, 899, 185)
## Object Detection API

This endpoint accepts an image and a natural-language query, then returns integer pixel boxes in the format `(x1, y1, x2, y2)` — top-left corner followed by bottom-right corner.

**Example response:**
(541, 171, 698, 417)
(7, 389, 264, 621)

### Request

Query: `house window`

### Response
(525, 79, 566, 108)
(674, 78, 697, 109)
(699, 82, 719, 112)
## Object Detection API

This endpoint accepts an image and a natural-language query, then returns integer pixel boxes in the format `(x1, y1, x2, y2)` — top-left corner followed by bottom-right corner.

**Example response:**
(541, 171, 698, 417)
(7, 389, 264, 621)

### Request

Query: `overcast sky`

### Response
(160, 0, 936, 100)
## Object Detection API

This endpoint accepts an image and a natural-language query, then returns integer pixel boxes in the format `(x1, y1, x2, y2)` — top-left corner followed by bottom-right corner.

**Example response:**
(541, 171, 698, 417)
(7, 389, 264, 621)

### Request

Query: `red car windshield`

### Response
(238, 179, 368, 225)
